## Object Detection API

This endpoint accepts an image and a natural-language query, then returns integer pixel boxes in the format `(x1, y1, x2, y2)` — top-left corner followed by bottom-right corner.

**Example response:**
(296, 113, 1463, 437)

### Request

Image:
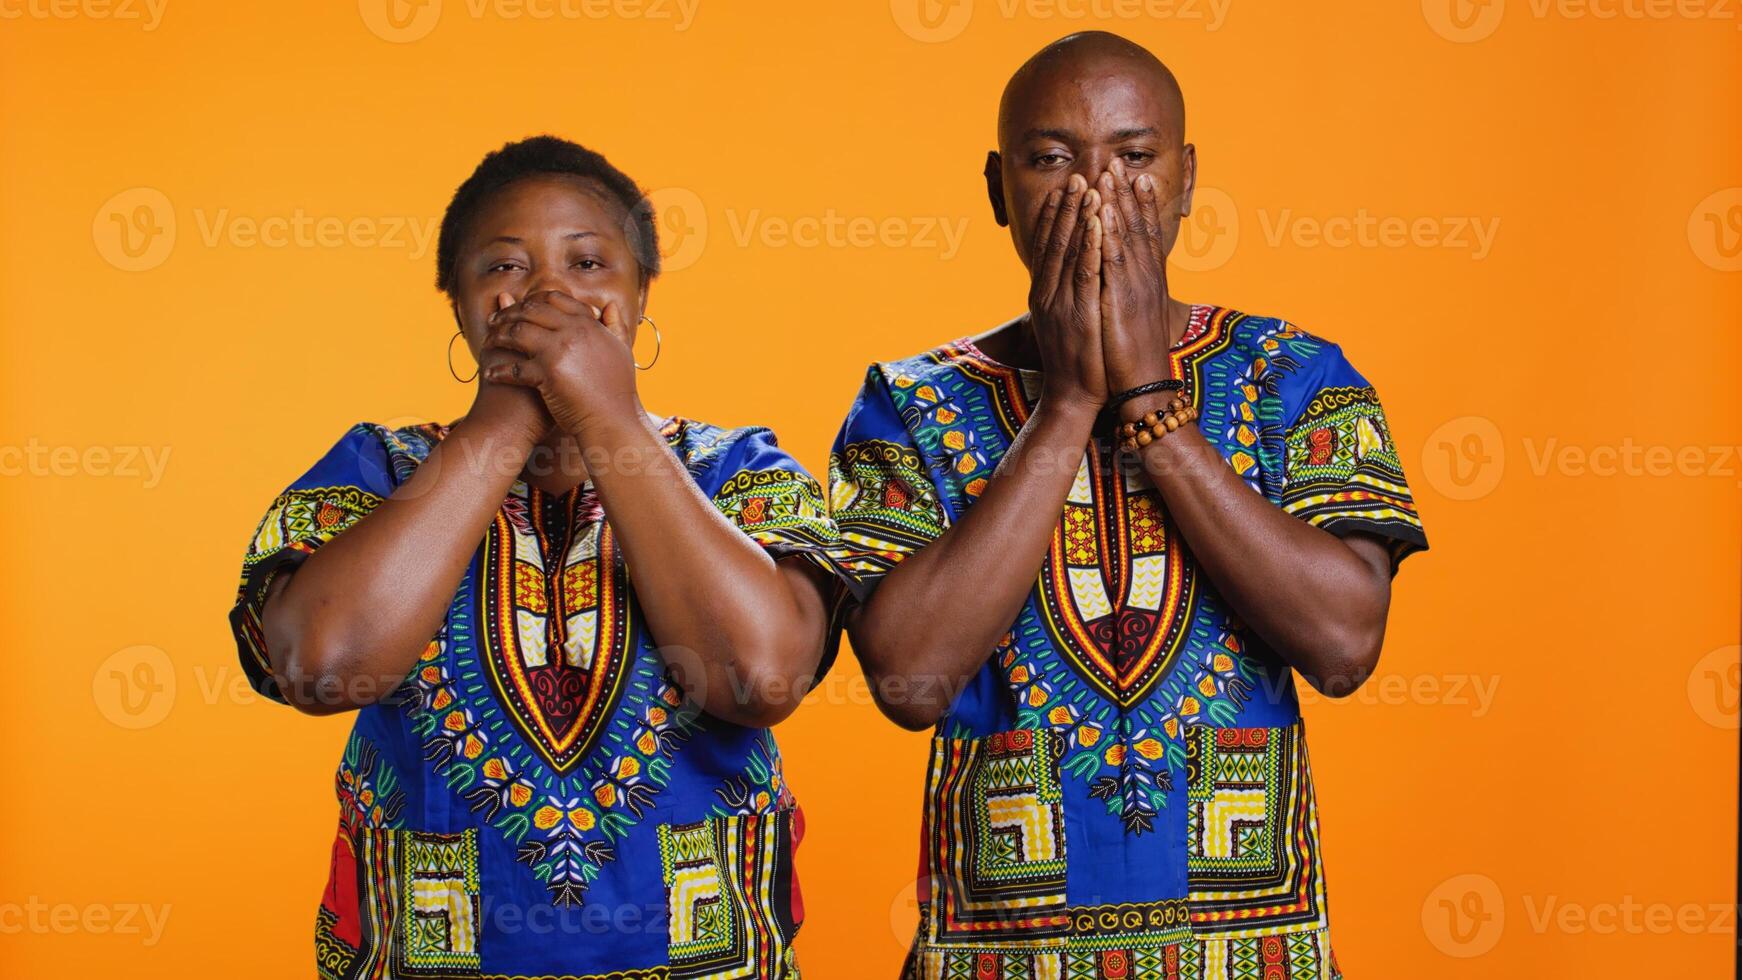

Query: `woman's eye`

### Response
(487, 261, 524, 273)
(573, 258, 601, 270)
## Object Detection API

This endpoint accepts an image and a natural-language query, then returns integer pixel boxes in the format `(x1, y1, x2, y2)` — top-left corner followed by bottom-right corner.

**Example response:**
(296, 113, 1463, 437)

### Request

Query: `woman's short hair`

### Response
(435, 135, 661, 296)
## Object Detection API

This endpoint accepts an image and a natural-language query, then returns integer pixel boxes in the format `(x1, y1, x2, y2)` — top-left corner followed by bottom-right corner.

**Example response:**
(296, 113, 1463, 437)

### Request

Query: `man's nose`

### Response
(1075, 151, 1111, 185)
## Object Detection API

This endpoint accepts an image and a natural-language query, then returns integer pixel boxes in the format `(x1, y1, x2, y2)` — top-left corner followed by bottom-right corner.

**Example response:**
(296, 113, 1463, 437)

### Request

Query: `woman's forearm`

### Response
(848, 397, 1099, 730)
(261, 397, 544, 714)
(576, 412, 829, 728)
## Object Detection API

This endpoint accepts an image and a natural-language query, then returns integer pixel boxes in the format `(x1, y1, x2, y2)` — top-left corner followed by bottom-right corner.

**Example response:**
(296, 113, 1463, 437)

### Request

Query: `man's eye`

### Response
(1033, 153, 1069, 167)
(1122, 152, 1155, 166)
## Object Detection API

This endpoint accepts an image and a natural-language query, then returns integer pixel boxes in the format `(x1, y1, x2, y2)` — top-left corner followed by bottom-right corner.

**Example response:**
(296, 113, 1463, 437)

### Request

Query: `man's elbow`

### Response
(1299, 620, 1385, 698)
(268, 635, 376, 716)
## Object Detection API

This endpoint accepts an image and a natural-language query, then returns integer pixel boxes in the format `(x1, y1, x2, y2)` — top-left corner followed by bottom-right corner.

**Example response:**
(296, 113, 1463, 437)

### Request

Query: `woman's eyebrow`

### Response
(484, 231, 599, 245)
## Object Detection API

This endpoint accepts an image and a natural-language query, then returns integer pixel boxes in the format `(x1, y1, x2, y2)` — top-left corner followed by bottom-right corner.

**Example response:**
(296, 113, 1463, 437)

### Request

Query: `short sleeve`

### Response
(693, 426, 840, 571)
(825, 365, 953, 602)
(228, 424, 399, 703)
(689, 424, 847, 683)
(1276, 347, 1429, 570)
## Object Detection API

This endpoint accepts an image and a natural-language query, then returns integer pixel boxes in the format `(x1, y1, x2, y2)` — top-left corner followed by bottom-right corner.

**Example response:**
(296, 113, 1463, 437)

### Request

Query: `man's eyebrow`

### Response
(1019, 126, 1162, 143)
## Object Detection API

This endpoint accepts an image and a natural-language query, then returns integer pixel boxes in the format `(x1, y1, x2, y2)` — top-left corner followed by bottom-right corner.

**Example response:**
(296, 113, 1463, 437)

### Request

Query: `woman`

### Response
(229, 136, 838, 979)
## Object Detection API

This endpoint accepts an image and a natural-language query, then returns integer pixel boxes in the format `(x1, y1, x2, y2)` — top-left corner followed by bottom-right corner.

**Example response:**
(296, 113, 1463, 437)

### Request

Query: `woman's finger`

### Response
(522, 289, 596, 319)
(488, 304, 568, 333)
(601, 300, 627, 334)
(483, 356, 547, 388)
(483, 319, 555, 357)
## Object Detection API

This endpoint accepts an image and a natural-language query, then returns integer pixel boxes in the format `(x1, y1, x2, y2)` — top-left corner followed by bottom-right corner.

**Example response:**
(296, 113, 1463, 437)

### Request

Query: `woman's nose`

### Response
(523, 267, 574, 302)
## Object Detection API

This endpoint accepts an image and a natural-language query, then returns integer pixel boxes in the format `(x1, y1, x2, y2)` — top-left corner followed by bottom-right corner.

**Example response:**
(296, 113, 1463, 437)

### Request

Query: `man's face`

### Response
(991, 60, 1193, 270)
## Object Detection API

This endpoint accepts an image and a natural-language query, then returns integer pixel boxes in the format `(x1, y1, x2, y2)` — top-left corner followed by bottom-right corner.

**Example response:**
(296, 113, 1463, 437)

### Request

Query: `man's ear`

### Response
(1177, 143, 1198, 217)
(984, 151, 1009, 227)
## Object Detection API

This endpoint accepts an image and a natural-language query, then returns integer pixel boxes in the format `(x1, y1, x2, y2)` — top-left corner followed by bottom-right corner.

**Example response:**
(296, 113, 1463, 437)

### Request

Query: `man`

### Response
(827, 31, 1427, 979)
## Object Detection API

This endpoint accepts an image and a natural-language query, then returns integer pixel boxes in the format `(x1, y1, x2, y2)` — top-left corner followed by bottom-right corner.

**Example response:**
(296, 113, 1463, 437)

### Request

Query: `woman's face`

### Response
(451, 174, 648, 375)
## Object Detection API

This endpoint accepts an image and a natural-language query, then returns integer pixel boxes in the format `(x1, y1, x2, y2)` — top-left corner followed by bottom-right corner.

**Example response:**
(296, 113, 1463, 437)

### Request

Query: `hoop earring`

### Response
(634, 315, 662, 371)
(448, 330, 477, 383)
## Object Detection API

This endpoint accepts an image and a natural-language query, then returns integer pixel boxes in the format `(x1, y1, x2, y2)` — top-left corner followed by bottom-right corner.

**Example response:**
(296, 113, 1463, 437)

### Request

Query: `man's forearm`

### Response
(850, 396, 1099, 729)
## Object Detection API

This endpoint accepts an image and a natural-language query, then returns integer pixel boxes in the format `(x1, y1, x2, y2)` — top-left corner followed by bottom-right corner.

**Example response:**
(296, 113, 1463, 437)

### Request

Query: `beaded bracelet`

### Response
(1118, 397, 1199, 453)
(1108, 378, 1186, 409)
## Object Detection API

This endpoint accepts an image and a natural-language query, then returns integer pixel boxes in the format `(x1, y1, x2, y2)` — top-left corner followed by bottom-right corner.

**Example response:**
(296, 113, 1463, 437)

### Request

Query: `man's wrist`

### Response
(1115, 389, 1181, 425)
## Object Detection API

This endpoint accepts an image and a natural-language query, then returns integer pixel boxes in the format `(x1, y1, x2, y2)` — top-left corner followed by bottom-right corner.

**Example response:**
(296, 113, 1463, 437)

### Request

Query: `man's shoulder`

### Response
(863, 335, 1012, 391)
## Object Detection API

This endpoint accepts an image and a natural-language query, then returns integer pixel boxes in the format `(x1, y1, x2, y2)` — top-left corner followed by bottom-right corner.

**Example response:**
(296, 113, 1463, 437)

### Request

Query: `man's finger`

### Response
(1062, 187, 1103, 279)
(1101, 203, 1129, 279)
(1073, 213, 1103, 309)
(1136, 173, 1166, 267)
(1038, 174, 1088, 297)
(1031, 188, 1063, 263)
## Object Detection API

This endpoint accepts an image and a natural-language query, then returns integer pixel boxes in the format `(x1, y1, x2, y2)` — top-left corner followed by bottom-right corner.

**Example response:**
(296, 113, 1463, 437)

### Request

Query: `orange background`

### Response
(2, 1, 1739, 976)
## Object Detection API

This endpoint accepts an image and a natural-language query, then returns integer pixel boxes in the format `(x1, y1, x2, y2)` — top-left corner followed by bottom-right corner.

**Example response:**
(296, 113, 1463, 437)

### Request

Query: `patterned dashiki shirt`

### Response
(827, 306, 1429, 980)
(229, 418, 840, 980)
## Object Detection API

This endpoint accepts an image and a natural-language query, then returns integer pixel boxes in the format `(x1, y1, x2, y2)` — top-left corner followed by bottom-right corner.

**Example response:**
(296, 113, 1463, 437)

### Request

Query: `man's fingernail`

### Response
(1138, 174, 1154, 191)
(1068, 173, 1086, 192)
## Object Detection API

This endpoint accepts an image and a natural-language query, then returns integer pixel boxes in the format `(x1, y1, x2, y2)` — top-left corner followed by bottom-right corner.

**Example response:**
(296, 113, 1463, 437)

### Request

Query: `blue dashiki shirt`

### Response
(229, 417, 840, 980)
(826, 305, 1429, 980)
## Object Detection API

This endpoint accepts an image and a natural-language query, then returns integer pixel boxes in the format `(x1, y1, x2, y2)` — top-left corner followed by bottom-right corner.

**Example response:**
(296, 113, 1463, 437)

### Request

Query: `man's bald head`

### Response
(997, 32, 1185, 152)
(984, 31, 1196, 270)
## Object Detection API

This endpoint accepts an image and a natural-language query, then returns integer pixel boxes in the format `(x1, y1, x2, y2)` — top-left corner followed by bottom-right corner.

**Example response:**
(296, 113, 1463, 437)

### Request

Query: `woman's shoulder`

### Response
(663, 417, 792, 475)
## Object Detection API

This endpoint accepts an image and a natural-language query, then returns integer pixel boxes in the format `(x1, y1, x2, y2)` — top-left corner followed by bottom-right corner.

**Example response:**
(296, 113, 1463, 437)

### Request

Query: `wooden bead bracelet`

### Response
(1117, 397, 1198, 453)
